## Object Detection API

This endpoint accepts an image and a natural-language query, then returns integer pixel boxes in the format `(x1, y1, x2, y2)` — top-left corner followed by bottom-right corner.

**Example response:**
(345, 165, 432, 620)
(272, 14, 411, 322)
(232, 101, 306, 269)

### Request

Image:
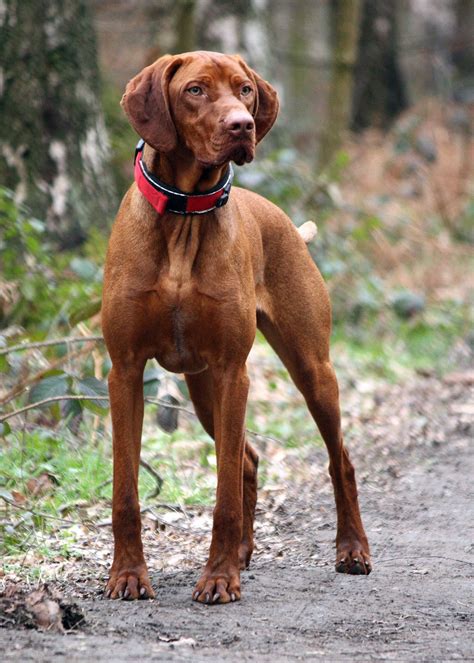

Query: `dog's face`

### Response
(121, 51, 279, 167)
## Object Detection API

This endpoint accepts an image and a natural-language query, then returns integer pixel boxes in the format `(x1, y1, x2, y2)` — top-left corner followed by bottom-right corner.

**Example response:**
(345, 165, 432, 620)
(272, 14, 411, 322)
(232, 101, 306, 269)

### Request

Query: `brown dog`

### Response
(102, 51, 371, 604)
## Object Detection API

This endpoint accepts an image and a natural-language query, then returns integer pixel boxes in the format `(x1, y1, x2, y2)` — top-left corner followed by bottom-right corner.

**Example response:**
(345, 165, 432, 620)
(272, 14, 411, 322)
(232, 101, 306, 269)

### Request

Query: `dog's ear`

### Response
(233, 56, 279, 143)
(253, 72, 279, 143)
(121, 55, 182, 153)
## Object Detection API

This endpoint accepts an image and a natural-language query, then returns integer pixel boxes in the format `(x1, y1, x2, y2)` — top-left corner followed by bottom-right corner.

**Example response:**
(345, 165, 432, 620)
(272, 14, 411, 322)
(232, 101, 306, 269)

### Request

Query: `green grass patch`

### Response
(331, 298, 472, 380)
(0, 417, 218, 558)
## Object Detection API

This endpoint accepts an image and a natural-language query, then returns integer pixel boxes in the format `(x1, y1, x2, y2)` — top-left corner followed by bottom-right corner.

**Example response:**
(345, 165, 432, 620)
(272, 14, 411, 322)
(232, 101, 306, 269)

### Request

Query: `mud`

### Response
(1, 374, 473, 661)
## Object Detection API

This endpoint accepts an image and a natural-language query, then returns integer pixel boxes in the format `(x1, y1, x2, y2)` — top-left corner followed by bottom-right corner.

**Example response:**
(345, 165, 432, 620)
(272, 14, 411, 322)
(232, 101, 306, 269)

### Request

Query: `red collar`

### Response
(133, 140, 234, 216)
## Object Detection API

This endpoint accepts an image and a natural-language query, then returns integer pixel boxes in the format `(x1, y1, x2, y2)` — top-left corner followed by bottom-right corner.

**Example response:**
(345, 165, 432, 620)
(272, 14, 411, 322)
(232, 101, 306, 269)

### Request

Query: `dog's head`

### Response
(121, 51, 279, 167)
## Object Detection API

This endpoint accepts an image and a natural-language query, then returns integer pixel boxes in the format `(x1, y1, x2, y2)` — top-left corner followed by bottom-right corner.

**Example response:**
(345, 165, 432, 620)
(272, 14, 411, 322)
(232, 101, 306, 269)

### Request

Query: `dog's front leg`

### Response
(105, 360, 155, 600)
(193, 364, 249, 604)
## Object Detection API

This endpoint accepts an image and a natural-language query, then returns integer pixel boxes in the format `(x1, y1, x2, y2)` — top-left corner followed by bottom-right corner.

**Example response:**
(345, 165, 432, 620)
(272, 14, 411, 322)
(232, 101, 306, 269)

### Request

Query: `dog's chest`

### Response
(139, 228, 254, 373)
(142, 276, 247, 374)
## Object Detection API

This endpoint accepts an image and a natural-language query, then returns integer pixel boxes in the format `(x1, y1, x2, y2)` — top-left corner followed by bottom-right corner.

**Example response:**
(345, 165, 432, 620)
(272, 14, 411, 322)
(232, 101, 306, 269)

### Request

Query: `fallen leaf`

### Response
(11, 490, 27, 504)
(26, 474, 56, 497)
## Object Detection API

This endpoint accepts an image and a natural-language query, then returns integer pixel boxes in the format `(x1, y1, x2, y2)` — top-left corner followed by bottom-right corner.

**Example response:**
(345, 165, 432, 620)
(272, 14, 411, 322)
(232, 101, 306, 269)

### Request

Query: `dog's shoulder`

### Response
(231, 186, 309, 244)
(231, 186, 294, 230)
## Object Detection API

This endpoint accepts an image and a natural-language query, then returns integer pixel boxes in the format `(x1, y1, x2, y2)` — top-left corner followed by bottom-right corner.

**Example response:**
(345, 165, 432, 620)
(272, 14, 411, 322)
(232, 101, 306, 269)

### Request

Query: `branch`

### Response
(145, 397, 196, 418)
(97, 506, 207, 534)
(0, 335, 104, 356)
(1, 394, 285, 446)
(140, 458, 163, 498)
(0, 394, 195, 423)
(0, 344, 94, 406)
(0, 394, 108, 422)
(1, 495, 98, 529)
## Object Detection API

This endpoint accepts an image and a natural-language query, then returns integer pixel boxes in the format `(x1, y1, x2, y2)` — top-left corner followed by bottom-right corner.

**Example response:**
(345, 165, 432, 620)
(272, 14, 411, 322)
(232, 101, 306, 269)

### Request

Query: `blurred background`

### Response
(0, 1, 473, 566)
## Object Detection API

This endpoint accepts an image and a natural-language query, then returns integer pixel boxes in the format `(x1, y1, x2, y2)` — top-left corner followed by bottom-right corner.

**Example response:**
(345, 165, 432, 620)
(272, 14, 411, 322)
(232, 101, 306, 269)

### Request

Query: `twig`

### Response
(140, 458, 163, 498)
(1, 394, 286, 447)
(0, 335, 104, 356)
(144, 506, 208, 534)
(64, 616, 86, 633)
(97, 505, 207, 534)
(0, 495, 97, 530)
(0, 394, 193, 423)
(153, 503, 188, 514)
(0, 344, 94, 406)
(0, 395, 109, 422)
(145, 397, 196, 418)
(95, 478, 112, 492)
(246, 428, 286, 446)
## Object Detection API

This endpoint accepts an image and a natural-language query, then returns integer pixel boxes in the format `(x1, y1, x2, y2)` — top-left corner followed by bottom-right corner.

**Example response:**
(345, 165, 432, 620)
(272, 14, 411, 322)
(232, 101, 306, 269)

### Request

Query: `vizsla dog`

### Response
(102, 51, 371, 604)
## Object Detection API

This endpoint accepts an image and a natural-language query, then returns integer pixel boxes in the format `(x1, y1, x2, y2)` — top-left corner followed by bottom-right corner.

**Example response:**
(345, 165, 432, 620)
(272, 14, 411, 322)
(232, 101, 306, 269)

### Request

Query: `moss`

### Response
(0, 0, 116, 247)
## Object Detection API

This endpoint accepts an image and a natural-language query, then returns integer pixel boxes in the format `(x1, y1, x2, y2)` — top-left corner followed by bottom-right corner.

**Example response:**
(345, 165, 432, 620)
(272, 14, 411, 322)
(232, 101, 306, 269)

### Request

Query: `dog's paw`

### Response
(336, 543, 372, 575)
(192, 567, 240, 605)
(105, 566, 155, 600)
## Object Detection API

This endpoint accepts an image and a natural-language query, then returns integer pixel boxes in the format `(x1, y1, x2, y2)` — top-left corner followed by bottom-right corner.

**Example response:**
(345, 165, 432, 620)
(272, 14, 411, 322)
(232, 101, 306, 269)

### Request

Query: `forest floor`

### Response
(1, 368, 473, 661)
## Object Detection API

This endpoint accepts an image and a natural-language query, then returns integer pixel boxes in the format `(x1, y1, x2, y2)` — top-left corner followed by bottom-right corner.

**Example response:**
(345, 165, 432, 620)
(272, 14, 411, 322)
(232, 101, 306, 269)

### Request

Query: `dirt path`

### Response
(2, 374, 473, 661)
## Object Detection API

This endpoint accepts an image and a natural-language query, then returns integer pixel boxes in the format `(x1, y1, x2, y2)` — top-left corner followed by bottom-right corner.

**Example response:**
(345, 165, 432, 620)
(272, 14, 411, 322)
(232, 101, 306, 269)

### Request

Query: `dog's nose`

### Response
(225, 111, 255, 137)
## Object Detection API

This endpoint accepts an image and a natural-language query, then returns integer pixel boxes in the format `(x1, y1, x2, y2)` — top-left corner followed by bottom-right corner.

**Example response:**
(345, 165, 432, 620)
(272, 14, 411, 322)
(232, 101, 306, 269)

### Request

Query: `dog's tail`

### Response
(297, 221, 318, 244)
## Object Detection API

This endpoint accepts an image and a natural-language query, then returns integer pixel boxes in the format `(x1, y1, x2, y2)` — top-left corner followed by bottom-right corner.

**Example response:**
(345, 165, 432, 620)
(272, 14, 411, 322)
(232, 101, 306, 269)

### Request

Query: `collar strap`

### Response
(133, 139, 233, 216)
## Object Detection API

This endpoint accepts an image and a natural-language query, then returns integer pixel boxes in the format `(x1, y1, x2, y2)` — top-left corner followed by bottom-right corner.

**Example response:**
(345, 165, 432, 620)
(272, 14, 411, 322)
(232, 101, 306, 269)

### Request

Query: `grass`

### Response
(332, 299, 472, 380)
(0, 416, 218, 558)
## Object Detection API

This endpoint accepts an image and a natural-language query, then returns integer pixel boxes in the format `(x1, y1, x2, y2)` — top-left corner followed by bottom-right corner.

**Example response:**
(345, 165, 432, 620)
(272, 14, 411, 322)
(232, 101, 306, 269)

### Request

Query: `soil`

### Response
(1, 371, 473, 661)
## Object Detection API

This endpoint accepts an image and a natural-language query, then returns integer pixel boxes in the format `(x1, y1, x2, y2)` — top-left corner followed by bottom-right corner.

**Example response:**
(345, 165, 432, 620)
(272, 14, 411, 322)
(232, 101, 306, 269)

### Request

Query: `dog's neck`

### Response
(143, 143, 229, 194)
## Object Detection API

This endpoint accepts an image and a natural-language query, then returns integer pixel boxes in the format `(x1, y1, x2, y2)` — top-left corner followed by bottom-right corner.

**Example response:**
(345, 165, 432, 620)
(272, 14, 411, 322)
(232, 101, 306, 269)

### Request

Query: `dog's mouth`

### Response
(229, 144, 254, 166)
(199, 138, 255, 168)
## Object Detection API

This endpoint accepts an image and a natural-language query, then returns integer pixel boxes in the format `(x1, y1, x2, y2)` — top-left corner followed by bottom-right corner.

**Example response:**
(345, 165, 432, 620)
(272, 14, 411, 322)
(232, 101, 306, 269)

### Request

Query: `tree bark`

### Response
(174, 0, 197, 54)
(451, 0, 474, 80)
(351, 0, 408, 131)
(0, 0, 116, 247)
(319, 0, 362, 170)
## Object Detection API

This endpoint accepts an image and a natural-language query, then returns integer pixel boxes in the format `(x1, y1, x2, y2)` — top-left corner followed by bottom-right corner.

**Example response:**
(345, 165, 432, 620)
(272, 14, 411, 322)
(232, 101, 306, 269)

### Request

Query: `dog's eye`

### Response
(241, 85, 253, 96)
(187, 86, 203, 96)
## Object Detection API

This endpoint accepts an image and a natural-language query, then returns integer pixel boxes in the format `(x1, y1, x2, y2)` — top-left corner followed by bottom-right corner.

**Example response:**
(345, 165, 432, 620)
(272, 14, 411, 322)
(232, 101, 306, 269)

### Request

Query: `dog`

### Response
(102, 51, 371, 604)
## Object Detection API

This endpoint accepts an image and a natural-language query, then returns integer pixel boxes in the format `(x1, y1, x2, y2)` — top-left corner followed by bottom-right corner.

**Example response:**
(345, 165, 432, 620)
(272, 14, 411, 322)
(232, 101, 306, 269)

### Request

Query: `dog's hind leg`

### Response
(257, 228, 371, 575)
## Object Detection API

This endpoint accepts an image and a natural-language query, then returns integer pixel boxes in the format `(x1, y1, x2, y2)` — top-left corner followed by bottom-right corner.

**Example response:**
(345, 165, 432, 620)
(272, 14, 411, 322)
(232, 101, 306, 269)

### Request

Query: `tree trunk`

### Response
(319, 0, 362, 170)
(0, 0, 116, 247)
(351, 0, 408, 131)
(174, 0, 197, 54)
(452, 0, 474, 80)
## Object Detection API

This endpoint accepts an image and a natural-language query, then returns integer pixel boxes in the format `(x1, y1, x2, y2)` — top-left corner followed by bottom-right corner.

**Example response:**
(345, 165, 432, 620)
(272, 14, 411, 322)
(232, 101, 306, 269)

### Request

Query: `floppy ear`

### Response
(121, 55, 182, 153)
(233, 56, 279, 143)
(253, 72, 279, 143)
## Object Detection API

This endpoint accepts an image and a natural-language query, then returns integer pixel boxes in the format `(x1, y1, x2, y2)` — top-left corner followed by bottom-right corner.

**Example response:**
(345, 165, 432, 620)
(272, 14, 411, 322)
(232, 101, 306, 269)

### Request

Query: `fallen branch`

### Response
(0, 394, 109, 422)
(1, 394, 285, 446)
(0, 344, 95, 406)
(0, 495, 98, 530)
(0, 394, 194, 423)
(0, 335, 104, 356)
